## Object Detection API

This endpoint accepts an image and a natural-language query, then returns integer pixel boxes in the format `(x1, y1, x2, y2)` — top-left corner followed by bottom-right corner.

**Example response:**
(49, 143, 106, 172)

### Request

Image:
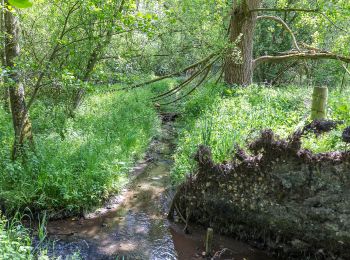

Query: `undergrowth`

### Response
(0, 82, 172, 215)
(0, 214, 32, 259)
(172, 84, 350, 183)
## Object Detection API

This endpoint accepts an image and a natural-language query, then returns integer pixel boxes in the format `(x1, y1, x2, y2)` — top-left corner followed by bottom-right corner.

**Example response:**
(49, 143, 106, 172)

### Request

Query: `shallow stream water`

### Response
(42, 119, 274, 260)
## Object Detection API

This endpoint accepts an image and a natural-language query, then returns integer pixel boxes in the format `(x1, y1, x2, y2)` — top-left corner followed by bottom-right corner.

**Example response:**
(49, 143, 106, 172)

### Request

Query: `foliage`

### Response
(8, 0, 32, 8)
(0, 87, 160, 214)
(172, 84, 350, 183)
(0, 214, 32, 259)
(252, 0, 350, 85)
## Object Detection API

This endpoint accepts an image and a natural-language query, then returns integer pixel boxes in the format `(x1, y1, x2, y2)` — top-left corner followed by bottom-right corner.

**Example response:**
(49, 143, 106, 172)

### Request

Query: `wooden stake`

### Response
(311, 86, 328, 120)
(205, 228, 214, 256)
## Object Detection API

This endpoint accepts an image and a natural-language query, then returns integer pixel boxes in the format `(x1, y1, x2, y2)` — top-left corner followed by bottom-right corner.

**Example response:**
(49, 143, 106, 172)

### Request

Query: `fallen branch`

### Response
(152, 56, 220, 101)
(160, 64, 212, 105)
(117, 52, 219, 91)
(151, 62, 212, 101)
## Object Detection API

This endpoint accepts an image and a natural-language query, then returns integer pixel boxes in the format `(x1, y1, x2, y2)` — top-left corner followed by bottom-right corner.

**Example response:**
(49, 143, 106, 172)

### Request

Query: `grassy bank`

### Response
(172, 84, 350, 183)
(0, 87, 164, 215)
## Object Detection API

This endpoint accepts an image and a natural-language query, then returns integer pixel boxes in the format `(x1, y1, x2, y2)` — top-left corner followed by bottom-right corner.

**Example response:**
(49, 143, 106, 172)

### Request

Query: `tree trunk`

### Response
(224, 0, 261, 86)
(71, 45, 100, 111)
(1, 0, 9, 111)
(4, 0, 33, 159)
(71, 0, 125, 112)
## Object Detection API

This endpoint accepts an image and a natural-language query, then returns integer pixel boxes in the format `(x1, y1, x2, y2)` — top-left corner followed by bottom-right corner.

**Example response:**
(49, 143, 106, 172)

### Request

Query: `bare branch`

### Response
(257, 15, 300, 51)
(254, 52, 350, 67)
(250, 8, 319, 13)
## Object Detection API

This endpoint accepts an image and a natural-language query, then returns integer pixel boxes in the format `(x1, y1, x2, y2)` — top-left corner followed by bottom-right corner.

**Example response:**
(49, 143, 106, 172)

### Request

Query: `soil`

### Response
(172, 129, 350, 259)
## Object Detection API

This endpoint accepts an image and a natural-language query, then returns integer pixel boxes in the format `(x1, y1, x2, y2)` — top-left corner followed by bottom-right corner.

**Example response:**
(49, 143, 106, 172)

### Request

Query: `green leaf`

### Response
(8, 0, 33, 8)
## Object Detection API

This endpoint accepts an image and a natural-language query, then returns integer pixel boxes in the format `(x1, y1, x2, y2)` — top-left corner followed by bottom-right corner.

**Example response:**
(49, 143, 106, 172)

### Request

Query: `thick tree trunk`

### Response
(4, 0, 33, 159)
(224, 0, 261, 86)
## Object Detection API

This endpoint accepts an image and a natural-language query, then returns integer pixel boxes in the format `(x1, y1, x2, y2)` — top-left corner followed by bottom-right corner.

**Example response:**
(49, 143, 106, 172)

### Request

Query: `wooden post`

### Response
(311, 86, 328, 120)
(205, 228, 214, 256)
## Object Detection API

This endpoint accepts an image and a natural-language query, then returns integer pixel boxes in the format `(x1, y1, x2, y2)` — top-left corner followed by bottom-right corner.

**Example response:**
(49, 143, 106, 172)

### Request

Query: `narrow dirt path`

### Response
(43, 118, 274, 260)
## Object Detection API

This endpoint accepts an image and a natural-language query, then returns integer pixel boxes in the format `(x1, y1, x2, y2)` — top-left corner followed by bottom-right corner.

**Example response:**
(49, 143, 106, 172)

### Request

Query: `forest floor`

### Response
(36, 115, 274, 260)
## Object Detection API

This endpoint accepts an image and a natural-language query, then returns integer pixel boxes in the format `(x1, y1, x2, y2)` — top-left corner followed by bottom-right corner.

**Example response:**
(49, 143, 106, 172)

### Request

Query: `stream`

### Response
(41, 116, 275, 260)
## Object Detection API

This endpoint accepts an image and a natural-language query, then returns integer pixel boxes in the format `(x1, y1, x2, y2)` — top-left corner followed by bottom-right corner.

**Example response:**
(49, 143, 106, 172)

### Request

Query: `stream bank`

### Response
(172, 129, 350, 259)
(36, 115, 274, 259)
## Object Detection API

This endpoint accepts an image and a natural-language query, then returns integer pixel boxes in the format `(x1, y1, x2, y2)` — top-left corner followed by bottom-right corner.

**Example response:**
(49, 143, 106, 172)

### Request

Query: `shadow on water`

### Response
(41, 118, 275, 260)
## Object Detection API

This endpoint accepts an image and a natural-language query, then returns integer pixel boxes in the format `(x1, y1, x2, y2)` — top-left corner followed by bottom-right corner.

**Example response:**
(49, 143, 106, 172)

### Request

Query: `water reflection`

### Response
(42, 122, 273, 260)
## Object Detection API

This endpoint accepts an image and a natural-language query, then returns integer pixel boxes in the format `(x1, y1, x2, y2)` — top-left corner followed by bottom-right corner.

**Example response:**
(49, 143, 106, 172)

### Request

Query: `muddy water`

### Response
(44, 121, 274, 260)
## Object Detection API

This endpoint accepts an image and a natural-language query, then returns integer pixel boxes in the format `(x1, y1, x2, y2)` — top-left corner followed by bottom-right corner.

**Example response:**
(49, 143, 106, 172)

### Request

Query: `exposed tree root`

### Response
(170, 129, 350, 259)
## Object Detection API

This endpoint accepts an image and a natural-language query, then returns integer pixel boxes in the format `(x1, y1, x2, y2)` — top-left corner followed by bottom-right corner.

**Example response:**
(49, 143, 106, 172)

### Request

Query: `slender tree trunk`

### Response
(71, 0, 125, 112)
(1, 0, 9, 111)
(71, 45, 100, 111)
(71, 28, 116, 112)
(4, 0, 33, 159)
(224, 0, 261, 86)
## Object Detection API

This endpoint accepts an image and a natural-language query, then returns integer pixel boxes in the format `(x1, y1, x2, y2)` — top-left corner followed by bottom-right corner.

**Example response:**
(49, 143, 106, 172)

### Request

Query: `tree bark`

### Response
(4, 0, 33, 159)
(224, 0, 261, 86)
(254, 52, 350, 66)
(1, 0, 9, 111)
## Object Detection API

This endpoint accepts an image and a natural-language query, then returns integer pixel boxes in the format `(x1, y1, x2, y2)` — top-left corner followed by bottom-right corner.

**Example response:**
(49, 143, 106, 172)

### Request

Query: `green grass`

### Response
(0, 86, 167, 215)
(172, 84, 350, 183)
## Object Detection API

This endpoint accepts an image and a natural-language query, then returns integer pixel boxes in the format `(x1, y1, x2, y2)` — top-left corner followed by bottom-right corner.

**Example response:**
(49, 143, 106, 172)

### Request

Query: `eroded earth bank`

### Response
(171, 129, 350, 260)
